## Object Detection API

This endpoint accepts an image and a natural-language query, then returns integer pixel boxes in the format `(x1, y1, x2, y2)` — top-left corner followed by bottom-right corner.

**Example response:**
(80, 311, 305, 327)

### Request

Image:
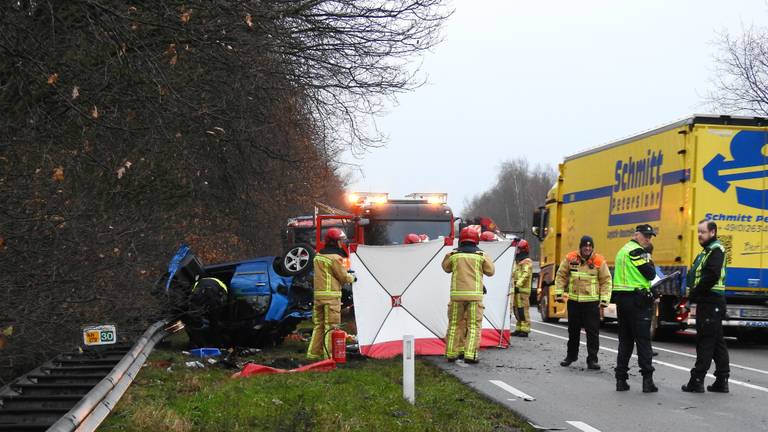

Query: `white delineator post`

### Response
(403, 334, 415, 404)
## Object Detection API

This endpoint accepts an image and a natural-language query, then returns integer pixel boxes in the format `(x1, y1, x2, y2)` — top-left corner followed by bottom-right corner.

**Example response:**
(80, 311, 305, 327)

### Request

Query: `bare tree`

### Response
(463, 158, 557, 259)
(708, 26, 768, 115)
(0, 0, 449, 382)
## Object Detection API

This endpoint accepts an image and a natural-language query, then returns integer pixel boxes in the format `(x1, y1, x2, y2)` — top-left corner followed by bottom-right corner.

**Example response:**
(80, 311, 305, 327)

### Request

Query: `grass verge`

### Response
(101, 334, 533, 432)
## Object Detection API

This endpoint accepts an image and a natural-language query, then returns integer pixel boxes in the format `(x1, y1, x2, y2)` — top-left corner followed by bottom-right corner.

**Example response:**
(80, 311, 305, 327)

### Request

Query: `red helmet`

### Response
(459, 227, 480, 245)
(480, 231, 497, 242)
(324, 228, 347, 243)
(516, 239, 530, 254)
(404, 233, 421, 244)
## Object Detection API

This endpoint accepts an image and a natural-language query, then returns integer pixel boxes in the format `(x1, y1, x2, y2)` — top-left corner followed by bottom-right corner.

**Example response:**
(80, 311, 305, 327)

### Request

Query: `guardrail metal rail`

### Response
(0, 320, 172, 432)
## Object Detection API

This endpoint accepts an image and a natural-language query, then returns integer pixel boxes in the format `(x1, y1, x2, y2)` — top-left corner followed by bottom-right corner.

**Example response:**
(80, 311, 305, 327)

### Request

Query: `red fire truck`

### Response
(315, 192, 456, 251)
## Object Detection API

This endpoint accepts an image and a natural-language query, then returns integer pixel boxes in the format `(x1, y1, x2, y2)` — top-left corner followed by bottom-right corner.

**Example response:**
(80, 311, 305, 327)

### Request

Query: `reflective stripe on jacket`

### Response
(442, 250, 495, 301)
(192, 277, 228, 293)
(555, 251, 612, 302)
(689, 240, 727, 297)
(313, 253, 354, 300)
(613, 241, 651, 292)
(512, 257, 533, 295)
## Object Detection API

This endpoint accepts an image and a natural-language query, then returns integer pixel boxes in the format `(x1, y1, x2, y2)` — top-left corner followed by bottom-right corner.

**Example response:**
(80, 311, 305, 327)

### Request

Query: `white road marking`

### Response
(530, 328, 768, 394)
(489, 379, 536, 401)
(565, 421, 602, 432)
(533, 319, 768, 376)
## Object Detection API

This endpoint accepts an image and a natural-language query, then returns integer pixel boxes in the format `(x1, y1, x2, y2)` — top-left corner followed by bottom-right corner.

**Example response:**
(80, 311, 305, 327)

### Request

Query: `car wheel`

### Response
(280, 243, 315, 276)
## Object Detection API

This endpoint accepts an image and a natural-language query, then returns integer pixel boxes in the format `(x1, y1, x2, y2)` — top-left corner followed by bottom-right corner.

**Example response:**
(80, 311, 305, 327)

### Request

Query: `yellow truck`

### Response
(532, 115, 768, 340)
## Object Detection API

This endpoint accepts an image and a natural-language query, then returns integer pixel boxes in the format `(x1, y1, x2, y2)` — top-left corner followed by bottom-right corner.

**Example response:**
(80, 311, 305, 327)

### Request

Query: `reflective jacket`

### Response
(512, 257, 534, 295)
(555, 251, 612, 303)
(442, 247, 495, 301)
(613, 240, 654, 292)
(687, 239, 727, 303)
(313, 251, 354, 302)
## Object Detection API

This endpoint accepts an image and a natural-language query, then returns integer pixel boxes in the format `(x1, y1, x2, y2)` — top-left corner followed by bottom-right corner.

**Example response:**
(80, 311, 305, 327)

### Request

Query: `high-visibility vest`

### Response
(688, 240, 727, 296)
(313, 253, 352, 300)
(613, 241, 651, 292)
(447, 252, 493, 301)
(192, 277, 228, 293)
(556, 252, 607, 302)
(513, 258, 533, 295)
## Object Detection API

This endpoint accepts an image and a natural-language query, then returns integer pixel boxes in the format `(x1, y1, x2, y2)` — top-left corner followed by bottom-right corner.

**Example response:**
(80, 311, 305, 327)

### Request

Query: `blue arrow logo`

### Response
(702, 130, 768, 209)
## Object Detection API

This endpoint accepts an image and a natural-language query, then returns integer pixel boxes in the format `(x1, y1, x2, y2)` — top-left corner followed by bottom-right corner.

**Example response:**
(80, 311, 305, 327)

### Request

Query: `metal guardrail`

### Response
(46, 320, 170, 432)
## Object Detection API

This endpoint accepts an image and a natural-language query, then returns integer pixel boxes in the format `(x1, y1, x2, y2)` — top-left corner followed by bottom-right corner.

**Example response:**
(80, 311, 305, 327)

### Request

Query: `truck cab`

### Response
(532, 179, 567, 322)
(315, 192, 455, 248)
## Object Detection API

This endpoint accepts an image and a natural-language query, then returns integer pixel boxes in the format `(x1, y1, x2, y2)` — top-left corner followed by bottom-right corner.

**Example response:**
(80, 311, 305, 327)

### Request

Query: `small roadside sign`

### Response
(82, 325, 117, 346)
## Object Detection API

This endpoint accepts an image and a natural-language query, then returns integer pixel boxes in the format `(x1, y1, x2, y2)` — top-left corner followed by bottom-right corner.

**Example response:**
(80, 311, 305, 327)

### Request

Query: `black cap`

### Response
(579, 235, 594, 249)
(635, 224, 657, 237)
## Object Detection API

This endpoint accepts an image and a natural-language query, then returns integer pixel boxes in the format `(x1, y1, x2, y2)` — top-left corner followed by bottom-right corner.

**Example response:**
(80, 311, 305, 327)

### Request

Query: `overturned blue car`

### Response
(156, 244, 351, 348)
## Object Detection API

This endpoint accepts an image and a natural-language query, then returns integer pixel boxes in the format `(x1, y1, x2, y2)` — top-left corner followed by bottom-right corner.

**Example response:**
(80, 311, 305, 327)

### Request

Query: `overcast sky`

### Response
(345, 0, 767, 214)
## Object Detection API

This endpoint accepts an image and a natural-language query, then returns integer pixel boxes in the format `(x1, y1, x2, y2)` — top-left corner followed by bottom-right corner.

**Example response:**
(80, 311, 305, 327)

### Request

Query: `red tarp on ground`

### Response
(232, 359, 336, 378)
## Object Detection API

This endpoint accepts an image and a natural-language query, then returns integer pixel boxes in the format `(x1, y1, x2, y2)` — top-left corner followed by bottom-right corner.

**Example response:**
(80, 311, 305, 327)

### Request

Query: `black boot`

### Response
(616, 379, 630, 391)
(587, 361, 601, 370)
(642, 375, 658, 393)
(560, 357, 576, 367)
(707, 377, 729, 393)
(681, 376, 705, 393)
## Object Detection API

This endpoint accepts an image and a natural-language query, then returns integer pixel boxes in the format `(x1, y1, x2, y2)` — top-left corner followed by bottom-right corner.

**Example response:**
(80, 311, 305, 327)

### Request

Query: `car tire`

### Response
(279, 243, 315, 276)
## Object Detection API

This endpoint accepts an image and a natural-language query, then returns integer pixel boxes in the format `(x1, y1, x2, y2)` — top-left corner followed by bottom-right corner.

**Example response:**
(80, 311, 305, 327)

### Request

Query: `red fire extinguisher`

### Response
(331, 328, 347, 364)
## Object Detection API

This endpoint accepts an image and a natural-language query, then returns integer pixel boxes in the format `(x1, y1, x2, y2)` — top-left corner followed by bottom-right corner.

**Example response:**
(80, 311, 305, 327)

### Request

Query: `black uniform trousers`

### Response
(565, 300, 600, 363)
(614, 291, 655, 379)
(692, 302, 730, 380)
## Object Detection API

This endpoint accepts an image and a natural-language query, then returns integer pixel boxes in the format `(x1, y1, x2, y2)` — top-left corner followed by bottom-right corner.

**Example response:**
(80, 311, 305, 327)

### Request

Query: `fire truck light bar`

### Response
(405, 192, 448, 204)
(347, 192, 389, 204)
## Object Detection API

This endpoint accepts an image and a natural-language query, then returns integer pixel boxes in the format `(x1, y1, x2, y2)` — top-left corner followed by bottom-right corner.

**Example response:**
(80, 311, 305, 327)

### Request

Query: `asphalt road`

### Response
(432, 309, 768, 432)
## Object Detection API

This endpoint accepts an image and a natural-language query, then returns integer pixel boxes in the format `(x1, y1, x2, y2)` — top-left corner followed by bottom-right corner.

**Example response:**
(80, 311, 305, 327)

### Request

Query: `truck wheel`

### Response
(279, 243, 315, 276)
(650, 302, 674, 341)
(539, 294, 558, 323)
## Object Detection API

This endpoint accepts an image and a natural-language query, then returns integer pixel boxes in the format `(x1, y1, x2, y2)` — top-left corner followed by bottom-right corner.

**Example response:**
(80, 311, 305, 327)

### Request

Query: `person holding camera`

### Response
(613, 224, 659, 393)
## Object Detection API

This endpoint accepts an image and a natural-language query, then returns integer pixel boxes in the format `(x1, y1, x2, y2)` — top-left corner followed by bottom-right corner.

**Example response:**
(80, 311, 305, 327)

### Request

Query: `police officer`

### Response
(555, 236, 612, 369)
(307, 228, 355, 360)
(682, 220, 730, 393)
(511, 239, 534, 337)
(442, 227, 495, 364)
(613, 224, 658, 392)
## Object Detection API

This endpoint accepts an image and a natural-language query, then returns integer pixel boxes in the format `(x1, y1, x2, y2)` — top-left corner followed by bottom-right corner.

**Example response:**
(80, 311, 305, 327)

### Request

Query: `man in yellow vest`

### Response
(442, 227, 495, 364)
(511, 239, 534, 337)
(555, 236, 612, 369)
(307, 228, 355, 360)
(613, 224, 658, 392)
(682, 220, 730, 393)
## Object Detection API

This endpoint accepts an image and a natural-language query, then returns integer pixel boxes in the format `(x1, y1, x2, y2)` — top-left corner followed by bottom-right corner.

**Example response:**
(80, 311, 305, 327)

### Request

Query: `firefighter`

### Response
(555, 236, 612, 369)
(442, 227, 495, 363)
(511, 239, 533, 337)
(307, 228, 355, 360)
(682, 220, 730, 393)
(613, 224, 658, 393)
(186, 277, 229, 348)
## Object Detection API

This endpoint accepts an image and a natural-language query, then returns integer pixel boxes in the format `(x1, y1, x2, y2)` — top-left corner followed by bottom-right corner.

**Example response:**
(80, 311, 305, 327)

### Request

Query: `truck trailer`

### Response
(532, 115, 768, 340)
